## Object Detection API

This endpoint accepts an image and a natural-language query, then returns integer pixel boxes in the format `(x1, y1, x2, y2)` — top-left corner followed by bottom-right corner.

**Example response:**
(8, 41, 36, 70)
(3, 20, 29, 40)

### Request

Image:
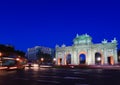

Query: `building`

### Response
(26, 46, 54, 61)
(55, 34, 118, 65)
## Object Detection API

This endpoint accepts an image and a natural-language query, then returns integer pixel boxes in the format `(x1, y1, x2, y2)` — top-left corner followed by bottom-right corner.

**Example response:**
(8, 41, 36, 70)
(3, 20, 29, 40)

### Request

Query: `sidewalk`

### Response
(88, 65, 120, 70)
(53, 65, 120, 70)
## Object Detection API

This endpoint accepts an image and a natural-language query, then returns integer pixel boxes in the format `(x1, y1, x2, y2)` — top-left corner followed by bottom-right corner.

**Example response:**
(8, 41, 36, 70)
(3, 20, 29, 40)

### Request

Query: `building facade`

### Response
(55, 34, 118, 65)
(26, 46, 54, 61)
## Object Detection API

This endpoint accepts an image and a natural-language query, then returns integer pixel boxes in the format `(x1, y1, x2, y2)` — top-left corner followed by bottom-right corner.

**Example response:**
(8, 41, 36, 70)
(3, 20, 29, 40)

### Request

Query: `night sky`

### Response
(0, 0, 120, 52)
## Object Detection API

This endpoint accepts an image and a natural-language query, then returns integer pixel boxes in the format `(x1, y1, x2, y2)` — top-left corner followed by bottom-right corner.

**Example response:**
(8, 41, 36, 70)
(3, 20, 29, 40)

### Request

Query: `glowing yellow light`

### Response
(33, 64, 39, 67)
(18, 56, 21, 58)
(53, 58, 56, 61)
(16, 58, 20, 61)
(0, 52, 2, 56)
(41, 58, 44, 61)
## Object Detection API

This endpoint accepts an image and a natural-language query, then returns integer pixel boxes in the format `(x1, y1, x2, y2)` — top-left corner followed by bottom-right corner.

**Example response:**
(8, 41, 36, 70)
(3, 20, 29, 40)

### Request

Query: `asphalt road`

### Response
(0, 67, 120, 85)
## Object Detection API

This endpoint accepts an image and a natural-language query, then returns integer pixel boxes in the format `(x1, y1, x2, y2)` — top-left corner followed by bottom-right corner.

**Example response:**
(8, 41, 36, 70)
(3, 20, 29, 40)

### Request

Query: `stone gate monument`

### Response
(55, 34, 118, 65)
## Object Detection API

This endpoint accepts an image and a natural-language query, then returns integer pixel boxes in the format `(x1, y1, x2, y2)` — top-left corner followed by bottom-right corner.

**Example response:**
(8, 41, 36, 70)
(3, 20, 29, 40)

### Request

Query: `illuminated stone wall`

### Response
(55, 34, 118, 65)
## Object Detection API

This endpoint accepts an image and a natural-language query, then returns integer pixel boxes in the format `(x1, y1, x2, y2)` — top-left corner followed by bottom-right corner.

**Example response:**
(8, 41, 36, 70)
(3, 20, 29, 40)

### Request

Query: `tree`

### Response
(36, 50, 52, 64)
(0, 44, 15, 57)
(0, 44, 25, 58)
(36, 49, 44, 59)
(15, 50, 25, 57)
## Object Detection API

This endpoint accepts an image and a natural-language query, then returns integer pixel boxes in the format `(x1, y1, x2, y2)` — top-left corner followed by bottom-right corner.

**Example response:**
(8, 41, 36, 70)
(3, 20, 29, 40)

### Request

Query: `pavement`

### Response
(0, 64, 120, 70)
(88, 65, 120, 70)
(1, 67, 120, 85)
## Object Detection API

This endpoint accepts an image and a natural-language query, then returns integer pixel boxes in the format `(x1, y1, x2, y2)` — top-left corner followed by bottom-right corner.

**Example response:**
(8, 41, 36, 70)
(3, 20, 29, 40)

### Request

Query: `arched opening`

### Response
(58, 58, 62, 65)
(95, 52, 102, 65)
(107, 56, 114, 65)
(79, 54, 86, 64)
(66, 54, 71, 65)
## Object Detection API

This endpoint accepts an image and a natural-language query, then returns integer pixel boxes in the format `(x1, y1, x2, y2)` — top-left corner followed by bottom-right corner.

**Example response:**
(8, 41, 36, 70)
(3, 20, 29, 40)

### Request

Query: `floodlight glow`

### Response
(97, 57, 101, 61)
(53, 58, 56, 61)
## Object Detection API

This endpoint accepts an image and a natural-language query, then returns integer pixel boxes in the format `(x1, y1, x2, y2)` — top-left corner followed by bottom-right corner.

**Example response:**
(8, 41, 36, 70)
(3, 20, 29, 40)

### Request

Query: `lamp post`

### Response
(53, 58, 56, 65)
(0, 52, 2, 66)
(16, 58, 20, 61)
(16, 58, 20, 66)
(41, 58, 44, 65)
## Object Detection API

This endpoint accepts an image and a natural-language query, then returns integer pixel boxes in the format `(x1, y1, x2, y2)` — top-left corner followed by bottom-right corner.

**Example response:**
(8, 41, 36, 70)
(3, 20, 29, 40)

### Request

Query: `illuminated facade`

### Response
(55, 34, 118, 65)
(26, 46, 54, 61)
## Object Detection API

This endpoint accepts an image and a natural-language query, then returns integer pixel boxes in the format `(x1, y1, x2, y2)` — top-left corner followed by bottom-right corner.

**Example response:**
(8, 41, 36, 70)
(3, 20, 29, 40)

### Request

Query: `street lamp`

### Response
(53, 58, 56, 61)
(41, 58, 44, 64)
(53, 58, 56, 65)
(16, 58, 20, 61)
(0, 52, 2, 66)
(0, 52, 2, 57)
(41, 58, 44, 61)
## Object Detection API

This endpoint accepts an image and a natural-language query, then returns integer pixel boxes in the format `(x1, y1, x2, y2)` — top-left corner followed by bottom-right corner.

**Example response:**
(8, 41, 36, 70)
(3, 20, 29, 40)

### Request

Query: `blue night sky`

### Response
(0, 0, 120, 52)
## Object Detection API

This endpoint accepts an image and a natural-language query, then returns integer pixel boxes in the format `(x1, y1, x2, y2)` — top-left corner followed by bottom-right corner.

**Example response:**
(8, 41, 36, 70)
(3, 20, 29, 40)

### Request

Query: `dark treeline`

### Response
(0, 44, 25, 57)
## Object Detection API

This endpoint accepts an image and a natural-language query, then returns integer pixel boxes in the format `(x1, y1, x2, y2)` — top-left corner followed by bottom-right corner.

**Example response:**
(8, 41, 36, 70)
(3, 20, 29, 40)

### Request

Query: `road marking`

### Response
(14, 78, 29, 80)
(36, 80, 60, 84)
(64, 77, 85, 80)
(14, 77, 60, 84)
(74, 72, 87, 74)
(39, 75, 85, 80)
(75, 84, 89, 85)
(39, 75, 62, 78)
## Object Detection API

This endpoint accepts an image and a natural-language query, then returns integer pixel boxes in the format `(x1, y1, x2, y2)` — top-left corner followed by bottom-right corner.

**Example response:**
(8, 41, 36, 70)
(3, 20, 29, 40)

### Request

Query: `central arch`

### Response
(79, 54, 86, 64)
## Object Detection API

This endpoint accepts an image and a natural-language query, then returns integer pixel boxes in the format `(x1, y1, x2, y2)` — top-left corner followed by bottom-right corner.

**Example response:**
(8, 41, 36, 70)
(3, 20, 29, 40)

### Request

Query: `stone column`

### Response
(114, 48, 118, 64)
(91, 49, 95, 65)
(71, 52, 74, 65)
(77, 50, 80, 65)
(87, 48, 93, 65)
(85, 49, 88, 65)
(104, 48, 108, 65)
(86, 49, 88, 65)
(62, 52, 65, 65)
(73, 51, 78, 65)
(55, 52, 58, 65)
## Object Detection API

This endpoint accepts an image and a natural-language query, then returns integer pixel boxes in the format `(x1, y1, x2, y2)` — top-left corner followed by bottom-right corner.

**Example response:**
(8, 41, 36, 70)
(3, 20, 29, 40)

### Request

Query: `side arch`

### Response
(78, 51, 87, 64)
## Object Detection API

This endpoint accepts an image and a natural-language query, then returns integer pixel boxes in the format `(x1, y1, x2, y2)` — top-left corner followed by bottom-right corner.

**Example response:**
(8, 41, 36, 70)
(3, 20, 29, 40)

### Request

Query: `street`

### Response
(0, 67, 120, 85)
